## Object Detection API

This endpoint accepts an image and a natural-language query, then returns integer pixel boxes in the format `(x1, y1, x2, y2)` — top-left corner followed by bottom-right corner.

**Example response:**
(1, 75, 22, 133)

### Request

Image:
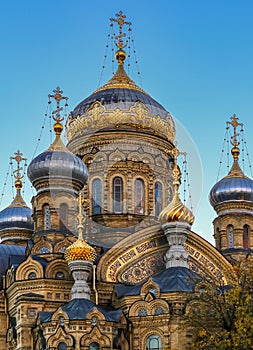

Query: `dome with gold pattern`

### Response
(67, 49, 175, 143)
(66, 14, 175, 144)
(65, 238, 97, 262)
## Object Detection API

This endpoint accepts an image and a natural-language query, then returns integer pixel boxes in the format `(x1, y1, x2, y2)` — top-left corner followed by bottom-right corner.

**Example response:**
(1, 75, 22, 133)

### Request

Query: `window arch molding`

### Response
(227, 224, 234, 248)
(59, 203, 68, 230)
(111, 175, 125, 214)
(132, 176, 148, 215)
(154, 181, 163, 217)
(142, 330, 164, 350)
(243, 224, 250, 249)
(43, 203, 51, 230)
(91, 177, 103, 215)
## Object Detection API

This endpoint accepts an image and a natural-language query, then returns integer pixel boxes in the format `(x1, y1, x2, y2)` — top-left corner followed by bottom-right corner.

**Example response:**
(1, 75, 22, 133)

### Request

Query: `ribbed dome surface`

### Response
(71, 88, 168, 119)
(27, 151, 88, 186)
(209, 175, 253, 207)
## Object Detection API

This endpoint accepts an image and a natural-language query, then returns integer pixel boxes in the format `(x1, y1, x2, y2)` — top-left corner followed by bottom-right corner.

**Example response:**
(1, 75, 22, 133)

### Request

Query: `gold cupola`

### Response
(159, 147, 194, 226)
(65, 192, 96, 263)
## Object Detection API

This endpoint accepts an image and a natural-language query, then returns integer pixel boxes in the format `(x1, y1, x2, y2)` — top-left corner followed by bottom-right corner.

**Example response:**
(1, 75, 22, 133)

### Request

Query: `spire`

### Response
(159, 145, 194, 269)
(95, 11, 146, 93)
(159, 146, 194, 225)
(65, 192, 97, 300)
(9, 150, 28, 208)
(65, 192, 96, 263)
(226, 114, 245, 178)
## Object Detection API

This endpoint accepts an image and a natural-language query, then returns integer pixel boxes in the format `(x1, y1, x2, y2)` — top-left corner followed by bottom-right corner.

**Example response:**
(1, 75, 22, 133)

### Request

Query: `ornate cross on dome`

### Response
(110, 11, 131, 49)
(10, 150, 27, 181)
(227, 114, 243, 148)
(48, 87, 69, 123)
(172, 145, 186, 191)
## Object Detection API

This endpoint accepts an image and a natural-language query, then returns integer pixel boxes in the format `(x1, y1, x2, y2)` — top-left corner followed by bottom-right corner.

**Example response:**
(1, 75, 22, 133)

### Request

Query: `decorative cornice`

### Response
(66, 101, 175, 142)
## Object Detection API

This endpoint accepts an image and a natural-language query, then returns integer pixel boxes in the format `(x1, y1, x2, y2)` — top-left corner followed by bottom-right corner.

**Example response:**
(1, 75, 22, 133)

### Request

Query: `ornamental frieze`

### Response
(101, 234, 233, 284)
(66, 101, 175, 142)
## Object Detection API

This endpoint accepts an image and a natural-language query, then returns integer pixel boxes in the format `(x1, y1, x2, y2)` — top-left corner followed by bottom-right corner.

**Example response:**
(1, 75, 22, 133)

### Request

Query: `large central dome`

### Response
(66, 49, 175, 143)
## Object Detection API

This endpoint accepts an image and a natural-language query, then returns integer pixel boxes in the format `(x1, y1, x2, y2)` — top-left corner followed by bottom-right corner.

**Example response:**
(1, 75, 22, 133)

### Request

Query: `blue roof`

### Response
(39, 299, 122, 323)
(115, 267, 201, 297)
(0, 244, 26, 275)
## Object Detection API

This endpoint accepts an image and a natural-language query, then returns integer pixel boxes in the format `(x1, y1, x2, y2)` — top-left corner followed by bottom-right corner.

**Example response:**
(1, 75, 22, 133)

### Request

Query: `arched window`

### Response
(243, 225, 249, 249)
(60, 203, 68, 230)
(58, 343, 67, 350)
(113, 177, 123, 213)
(154, 307, 164, 315)
(28, 272, 37, 280)
(155, 181, 162, 216)
(138, 308, 147, 316)
(55, 271, 65, 280)
(89, 342, 100, 350)
(92, 178, 102, 214)
(43, 204, 50, 230)
(134, 178, 145, 214)
(146, 335, 162, 350)
(228, 225, 234, 248)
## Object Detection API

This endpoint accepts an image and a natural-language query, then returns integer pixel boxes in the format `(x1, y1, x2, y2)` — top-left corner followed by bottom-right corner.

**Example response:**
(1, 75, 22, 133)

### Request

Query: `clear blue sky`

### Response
(1, 0, 253, 243)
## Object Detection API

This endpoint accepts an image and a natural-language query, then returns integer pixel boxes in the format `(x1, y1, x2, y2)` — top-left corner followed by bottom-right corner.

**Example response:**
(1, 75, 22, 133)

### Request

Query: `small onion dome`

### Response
(64, 238, 97, 263)
(27, 123, 88, 189)
(209, 158, 253, 208)
(0, 180, 33, 230)
(159, 191, 194, 226)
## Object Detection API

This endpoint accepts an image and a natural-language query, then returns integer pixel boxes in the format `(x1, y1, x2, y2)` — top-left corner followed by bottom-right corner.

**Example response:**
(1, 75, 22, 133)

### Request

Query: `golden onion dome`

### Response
(64, 238, 97, 262)
(159, 191, 194, 226)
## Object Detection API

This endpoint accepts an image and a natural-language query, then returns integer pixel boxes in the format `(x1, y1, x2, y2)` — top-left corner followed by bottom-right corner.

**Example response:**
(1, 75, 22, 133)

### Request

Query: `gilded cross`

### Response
(48, 87, 69, 123)
(227, 114, 243, 147)
(110, 11, 131, 49)
(10, 150, 27, 180)
(172, 144, 186, 187)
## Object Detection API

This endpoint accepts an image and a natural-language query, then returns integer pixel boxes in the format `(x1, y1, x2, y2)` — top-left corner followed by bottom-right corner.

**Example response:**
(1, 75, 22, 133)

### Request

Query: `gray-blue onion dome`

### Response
(0, 182, 33, 231)
(27, 123, 88, 188)
(209, 158, 253, 208)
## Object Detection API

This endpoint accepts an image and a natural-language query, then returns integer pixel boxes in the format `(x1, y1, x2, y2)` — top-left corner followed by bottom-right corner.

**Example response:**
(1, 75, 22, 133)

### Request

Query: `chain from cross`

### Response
(227, 114, 243, 148)
(48, 87, 69, 123)
(110, 11, 131, 49)
(10, 150, 27, 180)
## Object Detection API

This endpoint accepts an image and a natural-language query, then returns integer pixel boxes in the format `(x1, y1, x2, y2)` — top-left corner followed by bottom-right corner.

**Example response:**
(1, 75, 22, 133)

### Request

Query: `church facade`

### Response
(0, 11, 253, 350)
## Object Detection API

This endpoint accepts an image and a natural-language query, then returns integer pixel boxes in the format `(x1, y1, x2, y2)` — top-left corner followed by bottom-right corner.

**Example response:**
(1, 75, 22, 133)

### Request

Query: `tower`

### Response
(27, 88, 88, 258)
(209, 115, 253, 262)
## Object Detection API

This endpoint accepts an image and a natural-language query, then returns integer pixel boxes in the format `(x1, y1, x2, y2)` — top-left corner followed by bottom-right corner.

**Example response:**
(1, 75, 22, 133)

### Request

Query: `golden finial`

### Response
(10, 150, 27, 191)
(158, 145, 194, 225)
(110, 11, 131, 50)
(65, 192, 97, 263)
(171, 144, 186, 193)
(226, 114, 243, 161)
(48, 87, 69, 135)
(77, 191, 85, 240)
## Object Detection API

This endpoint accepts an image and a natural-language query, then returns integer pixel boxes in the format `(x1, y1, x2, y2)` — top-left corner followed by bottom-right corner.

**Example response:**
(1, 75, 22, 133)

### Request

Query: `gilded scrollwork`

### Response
(66, 101, 175, 142)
